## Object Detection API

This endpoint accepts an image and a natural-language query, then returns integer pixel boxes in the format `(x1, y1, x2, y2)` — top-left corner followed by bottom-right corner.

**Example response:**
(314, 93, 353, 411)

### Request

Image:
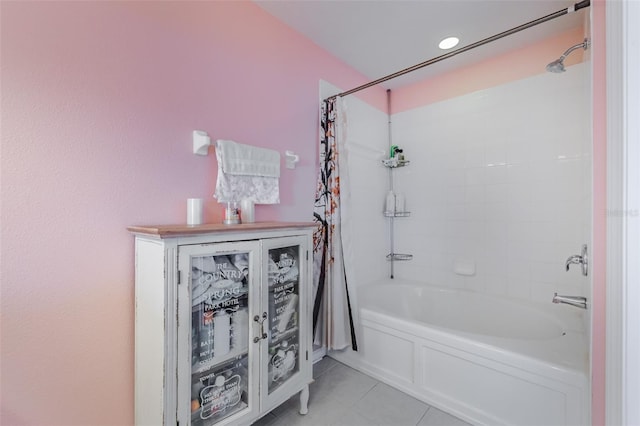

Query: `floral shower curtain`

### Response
(312, 97, 358, 351)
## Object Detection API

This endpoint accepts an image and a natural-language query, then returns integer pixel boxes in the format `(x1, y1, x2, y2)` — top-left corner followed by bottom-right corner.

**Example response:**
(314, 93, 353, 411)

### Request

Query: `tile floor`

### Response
(252, 357, 471, 426)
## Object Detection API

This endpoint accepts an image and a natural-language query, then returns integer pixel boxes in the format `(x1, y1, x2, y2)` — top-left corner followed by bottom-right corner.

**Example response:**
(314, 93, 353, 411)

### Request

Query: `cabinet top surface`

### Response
(127, 221, 316, 237)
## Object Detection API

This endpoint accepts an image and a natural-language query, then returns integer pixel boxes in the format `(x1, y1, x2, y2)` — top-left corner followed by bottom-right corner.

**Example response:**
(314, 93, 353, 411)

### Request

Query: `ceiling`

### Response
(254, 0, 587, 90)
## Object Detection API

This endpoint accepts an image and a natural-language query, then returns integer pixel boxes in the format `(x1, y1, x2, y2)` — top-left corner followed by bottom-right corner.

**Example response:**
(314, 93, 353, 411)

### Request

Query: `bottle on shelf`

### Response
(395, 193, 405, 213)
(382, 145, 409, 168)
(385, 190, 396, 214)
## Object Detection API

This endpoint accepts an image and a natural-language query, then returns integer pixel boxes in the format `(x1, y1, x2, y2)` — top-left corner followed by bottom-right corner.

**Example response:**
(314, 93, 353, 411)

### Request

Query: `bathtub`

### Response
(330, 279, 589, 426)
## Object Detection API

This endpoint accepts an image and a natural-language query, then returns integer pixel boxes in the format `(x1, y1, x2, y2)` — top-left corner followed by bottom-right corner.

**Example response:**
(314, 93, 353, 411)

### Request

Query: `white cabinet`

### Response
(129, 222, 314, 426)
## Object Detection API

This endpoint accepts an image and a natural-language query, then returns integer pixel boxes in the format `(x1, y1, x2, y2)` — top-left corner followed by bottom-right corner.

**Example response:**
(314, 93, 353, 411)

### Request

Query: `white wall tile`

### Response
(341, 93, 389, 287)
(530, 281, 558, 304)
(485, 274, 509, 297)
(484, 201, 509, 223)
(508, 276, 532, 300)
(506, 139, 531, 164)
(345, 64, 594, 304)
(465, 185, 485, 204)
(484, 164, 508, 185)
(465, 167, 485, 186)
(484, 142, 507, 166)
(465, 146, 485, 168)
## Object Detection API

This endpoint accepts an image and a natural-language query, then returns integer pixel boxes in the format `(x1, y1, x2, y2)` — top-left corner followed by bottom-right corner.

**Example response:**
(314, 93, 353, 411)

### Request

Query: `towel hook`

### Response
(285, 150, 300, 169)
(193, 130, 212, 156)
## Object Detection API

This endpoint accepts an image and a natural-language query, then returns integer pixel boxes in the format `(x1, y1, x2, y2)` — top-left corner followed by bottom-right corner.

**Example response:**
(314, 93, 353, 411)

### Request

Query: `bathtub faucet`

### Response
(565, 244, 588, 276)
(552, 293, 587, 309)
(565, 255, 583, 270)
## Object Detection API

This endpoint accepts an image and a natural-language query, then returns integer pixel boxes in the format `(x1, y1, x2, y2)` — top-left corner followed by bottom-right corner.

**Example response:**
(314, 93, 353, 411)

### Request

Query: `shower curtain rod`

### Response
(324, 0, 590, 102)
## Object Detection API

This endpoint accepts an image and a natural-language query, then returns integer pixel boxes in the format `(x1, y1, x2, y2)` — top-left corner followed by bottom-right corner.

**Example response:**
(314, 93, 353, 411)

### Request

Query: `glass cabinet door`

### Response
(262, 236, 308, 405)
(178, 242, 260, 426)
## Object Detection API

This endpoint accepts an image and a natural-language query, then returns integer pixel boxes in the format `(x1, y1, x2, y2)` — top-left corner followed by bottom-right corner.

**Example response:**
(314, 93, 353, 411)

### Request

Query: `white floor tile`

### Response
(353, 383, 429, 426)
(254, 359, 470, 426)
(313, 356, 339, 379)
(417, 407, 472, 426)
(252, 412, 279, 426)
(329, 407, 381, 426)
(269, 392, 306, 418)
(309, 363, 377, 407)
(275, 404, 348, 426)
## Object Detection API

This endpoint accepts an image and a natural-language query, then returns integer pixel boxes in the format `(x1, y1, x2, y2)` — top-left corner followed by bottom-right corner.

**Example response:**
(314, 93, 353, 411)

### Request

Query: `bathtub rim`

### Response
(330, 290, 589, 425)
(359, 304, 588, 384)
(355, 278, 589, 378)
(329, 312, 589, 426)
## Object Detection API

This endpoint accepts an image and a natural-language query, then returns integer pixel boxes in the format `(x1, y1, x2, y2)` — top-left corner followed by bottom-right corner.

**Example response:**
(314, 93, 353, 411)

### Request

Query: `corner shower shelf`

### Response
(383, 211, 411, 217)
(386, 253, 413, 261)
(382, 158, 410, 168)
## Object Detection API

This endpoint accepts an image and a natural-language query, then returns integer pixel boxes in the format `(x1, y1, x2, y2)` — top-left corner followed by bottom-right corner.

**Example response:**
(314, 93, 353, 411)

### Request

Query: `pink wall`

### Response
(0, 2, 384, 424)
(391, 27, 586, 114)
(591, 1, 607, 424)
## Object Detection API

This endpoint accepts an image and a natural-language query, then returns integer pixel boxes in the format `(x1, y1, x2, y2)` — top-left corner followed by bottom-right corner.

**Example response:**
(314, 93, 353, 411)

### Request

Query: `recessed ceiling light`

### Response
(438, 37, 460, 50)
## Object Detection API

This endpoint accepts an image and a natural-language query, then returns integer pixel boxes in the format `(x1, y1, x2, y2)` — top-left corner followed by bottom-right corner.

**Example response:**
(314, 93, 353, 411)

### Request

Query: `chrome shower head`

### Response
(546, 38, 590, 73)
(546, 58, 566, 73)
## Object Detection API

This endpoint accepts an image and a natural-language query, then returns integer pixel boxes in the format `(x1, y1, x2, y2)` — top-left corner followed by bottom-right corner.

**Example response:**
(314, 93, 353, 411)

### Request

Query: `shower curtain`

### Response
(312, 97, 358, 351)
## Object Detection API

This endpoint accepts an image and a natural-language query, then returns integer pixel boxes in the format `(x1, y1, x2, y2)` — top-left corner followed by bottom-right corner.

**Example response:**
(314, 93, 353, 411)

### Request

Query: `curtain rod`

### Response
(324, 0, 590, 102)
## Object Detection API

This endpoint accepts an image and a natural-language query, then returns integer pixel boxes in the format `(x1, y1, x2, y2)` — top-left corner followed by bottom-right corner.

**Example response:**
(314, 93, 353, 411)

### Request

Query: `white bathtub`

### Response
(330, 280, 589, 426)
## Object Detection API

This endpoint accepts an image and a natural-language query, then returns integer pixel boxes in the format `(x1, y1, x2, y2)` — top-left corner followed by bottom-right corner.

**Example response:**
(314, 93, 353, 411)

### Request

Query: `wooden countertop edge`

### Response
(127, 221, 317, 237)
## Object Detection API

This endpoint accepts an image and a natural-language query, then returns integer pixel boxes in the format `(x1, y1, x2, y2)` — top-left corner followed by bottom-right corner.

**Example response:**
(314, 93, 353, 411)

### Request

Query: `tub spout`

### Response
(552, 293, 587, 309)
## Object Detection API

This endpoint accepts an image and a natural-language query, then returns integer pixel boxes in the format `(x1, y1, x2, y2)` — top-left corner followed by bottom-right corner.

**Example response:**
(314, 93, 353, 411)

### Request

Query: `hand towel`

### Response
(217, 139, 280, 177)
(214, 140, 280, 204)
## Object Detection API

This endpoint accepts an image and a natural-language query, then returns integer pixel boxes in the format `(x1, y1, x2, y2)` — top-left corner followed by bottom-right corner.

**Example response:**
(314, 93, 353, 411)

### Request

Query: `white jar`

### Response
(240, 199, 255, 223)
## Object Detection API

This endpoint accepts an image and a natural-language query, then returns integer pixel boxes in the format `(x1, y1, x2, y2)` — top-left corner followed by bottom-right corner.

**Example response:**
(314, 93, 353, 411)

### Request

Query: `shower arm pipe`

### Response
(324, 0, 590, 102)
(558, 39, 590, 61)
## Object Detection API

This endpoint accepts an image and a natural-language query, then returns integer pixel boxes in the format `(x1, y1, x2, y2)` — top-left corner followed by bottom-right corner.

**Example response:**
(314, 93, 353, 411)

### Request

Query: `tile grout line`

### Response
(415, 405, 433, 426)
(266, 358, 344, 423)
(346, 382, 383, 425)
(314, 357, 339, 378)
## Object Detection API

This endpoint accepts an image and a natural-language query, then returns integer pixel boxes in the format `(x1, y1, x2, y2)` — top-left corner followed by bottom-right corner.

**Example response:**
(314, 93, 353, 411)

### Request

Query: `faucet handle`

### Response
(565, 244, 588, 276)
(581, 244, 588, 276)
(565, 254, 582, 271)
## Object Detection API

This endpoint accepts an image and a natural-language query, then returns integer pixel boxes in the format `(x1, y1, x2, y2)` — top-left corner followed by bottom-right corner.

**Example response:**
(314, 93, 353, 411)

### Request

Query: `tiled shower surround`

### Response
(343, 62, 591, 305)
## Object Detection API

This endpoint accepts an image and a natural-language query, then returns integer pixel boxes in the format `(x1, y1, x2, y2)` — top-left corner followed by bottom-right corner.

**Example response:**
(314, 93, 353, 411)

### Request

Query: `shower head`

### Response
(546, 38, 590, 73)
(546, 58, 566, 73)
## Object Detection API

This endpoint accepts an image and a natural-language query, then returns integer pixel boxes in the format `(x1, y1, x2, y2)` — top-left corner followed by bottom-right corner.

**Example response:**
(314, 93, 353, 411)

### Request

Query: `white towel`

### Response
(214, 140, 280, 204)
(216, 139, 280, 177)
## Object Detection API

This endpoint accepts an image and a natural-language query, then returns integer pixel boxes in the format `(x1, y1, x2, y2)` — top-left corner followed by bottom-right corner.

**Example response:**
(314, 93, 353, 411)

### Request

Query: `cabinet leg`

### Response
(299, 384, 309, 415)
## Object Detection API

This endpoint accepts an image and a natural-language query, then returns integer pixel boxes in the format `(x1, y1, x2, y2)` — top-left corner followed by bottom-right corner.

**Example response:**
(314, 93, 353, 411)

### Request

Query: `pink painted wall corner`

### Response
(0, 2, 383, 424)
